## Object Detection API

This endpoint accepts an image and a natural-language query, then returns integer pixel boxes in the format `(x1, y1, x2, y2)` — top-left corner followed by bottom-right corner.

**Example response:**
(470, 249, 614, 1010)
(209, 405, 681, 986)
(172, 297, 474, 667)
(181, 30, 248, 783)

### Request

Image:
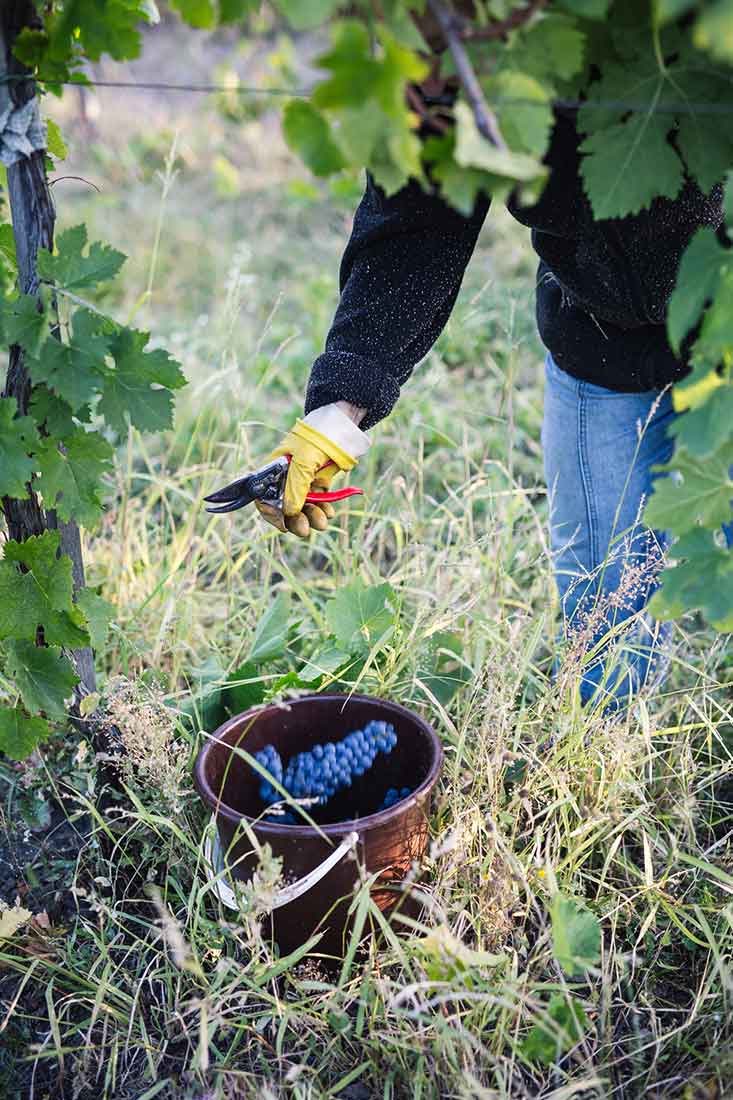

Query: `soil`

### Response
(0, 796, 87, 921)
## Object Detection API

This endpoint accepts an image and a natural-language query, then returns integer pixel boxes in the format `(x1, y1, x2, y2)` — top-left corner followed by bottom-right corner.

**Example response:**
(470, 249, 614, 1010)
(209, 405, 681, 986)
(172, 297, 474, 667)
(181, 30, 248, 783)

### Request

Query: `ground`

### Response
(1, 14, 733, 1100)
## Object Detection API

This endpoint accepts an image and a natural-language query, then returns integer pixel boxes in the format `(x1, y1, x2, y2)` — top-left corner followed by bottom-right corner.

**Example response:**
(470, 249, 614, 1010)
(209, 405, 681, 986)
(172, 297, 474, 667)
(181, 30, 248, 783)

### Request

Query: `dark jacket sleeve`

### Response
(304, 172, 490, 430)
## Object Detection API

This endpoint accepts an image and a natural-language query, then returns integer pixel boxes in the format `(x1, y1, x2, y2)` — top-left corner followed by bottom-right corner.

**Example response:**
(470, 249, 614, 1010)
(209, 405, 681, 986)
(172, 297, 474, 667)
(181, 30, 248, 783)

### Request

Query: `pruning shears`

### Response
(204, 455, 364, 528)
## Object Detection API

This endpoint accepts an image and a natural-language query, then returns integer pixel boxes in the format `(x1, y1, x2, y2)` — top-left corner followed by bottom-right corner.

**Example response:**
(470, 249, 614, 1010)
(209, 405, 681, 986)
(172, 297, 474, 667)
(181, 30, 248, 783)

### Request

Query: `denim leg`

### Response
(542, 353, 677, 709)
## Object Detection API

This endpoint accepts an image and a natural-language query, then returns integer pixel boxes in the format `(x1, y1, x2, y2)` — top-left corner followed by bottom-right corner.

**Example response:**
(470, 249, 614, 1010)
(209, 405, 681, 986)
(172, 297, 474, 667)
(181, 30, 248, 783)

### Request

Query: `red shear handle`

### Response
(285, 454, 364, 505)
(305, 486, 364, 503)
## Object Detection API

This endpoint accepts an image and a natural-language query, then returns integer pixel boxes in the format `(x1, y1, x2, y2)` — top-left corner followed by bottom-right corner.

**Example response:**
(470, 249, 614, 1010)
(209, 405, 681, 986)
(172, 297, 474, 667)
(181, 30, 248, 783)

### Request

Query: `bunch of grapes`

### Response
(254, 743, 283, 805)
(254, 720, 402, 819)
(379, 787, 412, 810)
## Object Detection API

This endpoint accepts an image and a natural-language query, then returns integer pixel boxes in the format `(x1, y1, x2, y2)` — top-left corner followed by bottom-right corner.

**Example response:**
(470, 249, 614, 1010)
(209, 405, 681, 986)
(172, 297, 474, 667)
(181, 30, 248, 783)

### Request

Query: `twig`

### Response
(426, 0, 507, 149)
(406, 83, 451, 134)
(459, 0, 548, 41)
(48, 175, 101, 192)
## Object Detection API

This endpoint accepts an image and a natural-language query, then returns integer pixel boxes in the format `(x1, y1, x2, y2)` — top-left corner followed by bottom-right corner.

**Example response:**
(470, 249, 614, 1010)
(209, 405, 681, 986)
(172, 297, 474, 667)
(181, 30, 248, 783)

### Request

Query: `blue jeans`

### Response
(542, 353, 677, 709)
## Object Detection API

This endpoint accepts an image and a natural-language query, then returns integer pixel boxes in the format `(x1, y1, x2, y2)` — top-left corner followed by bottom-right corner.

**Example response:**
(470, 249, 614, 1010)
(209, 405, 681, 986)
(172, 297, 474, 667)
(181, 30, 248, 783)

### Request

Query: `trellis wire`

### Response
(1, 72, 733, 114)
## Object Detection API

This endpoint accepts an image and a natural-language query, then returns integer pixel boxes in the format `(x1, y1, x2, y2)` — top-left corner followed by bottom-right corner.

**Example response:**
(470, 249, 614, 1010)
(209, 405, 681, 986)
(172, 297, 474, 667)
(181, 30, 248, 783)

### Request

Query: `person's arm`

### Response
(304, 170, 490, 430)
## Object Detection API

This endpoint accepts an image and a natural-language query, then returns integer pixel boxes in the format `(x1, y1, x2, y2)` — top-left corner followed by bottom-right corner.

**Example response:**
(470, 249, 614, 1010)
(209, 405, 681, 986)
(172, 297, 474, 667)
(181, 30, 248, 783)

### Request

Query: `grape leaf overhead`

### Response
(282, 101, 346, 177)
(579, 114, 684, 220)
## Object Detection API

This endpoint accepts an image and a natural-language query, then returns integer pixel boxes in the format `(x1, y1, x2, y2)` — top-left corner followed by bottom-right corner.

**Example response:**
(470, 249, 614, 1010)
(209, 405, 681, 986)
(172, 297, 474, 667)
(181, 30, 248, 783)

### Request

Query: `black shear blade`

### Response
(204, 473, 258, 512)
(204, 456, 289, 514)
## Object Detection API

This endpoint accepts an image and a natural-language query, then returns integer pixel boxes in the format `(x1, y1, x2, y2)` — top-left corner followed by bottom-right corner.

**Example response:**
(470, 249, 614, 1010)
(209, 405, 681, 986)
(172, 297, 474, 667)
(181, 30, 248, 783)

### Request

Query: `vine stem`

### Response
(426, 0, 507, 149)
(458, 0, 548, 42)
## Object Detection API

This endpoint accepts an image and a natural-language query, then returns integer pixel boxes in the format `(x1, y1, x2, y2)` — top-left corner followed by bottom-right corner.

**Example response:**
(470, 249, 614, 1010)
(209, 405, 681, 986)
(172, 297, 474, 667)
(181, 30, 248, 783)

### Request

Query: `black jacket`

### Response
(304, 108, 724, 431)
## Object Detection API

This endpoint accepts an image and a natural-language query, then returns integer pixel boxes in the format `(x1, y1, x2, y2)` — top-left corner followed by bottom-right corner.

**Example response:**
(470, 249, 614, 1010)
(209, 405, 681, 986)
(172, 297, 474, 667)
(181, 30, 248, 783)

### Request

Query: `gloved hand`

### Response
(256, 403, 370, 537)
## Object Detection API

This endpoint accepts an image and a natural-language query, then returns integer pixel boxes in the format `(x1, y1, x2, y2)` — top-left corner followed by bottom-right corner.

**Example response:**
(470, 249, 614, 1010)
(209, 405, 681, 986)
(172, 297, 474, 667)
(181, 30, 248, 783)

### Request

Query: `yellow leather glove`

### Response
(256, 404, 370, 538)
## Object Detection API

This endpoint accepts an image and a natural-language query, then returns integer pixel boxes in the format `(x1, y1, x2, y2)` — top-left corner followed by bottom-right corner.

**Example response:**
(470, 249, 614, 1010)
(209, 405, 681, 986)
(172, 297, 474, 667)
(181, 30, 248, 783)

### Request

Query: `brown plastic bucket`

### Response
(193, 693, 443, 958)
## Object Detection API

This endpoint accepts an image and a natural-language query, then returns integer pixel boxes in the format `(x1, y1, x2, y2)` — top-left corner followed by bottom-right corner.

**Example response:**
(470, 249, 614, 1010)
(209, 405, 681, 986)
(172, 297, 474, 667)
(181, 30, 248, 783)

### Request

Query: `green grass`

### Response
(1, 35, 733, 1099)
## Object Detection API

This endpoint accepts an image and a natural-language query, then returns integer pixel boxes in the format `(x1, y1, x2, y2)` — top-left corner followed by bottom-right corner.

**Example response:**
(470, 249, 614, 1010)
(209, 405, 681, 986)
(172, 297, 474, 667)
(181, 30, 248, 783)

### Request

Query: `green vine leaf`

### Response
(667, 227, 728, 352)
(696, 268, 733, 364)
(0, 292, 49, 355)
(0, 223, 17, 273)
(424, 134, 489, 217)
(282, 101, 345, 177)
(557, 0, 611, 16)
(312, 23, 382, 111)
(0, 531, 90, 648)
(373, 27, 429, 113)
(76, 588, 114, 652)
(516, 13, 586, 82)
(52, 0, 147, 62)
(645, 444, 733, 536)
(218, 0, 259, 22)
(695, 2, 733, 63)
(491, 71, 554, 159)
(0, 397, 40, 499)
(28, 309, 111, 411)
(29, 386, 82, 438)
(649, 529, 733, 630)
(580, 114, 683, 219)
(4, 641, 79, 719)
(0, 706, 51, 760)
(274, 0, 340, 32)
(454, 102, 546, 185)
(99, 327, 186, 433)
(36, 429, 114, 528)
(669, 382, 733, 459)
(576, 53, 659, 134)
(677, 114, 733, 196)
(169, 0, 217, 29)
(308, 22, 427, 192)
(38, 224, 125, 291)
(46, 118, 68, 161)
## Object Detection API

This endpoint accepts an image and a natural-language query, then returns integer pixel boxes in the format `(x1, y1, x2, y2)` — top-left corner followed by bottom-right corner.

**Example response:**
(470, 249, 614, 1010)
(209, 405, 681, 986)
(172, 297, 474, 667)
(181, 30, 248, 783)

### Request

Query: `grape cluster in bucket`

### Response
(254, 719, 411, 823)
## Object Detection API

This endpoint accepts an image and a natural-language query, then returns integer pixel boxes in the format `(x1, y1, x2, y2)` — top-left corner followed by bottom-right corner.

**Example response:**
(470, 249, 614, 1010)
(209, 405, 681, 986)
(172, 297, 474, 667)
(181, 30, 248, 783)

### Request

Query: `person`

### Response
(254, 77, 725, 711)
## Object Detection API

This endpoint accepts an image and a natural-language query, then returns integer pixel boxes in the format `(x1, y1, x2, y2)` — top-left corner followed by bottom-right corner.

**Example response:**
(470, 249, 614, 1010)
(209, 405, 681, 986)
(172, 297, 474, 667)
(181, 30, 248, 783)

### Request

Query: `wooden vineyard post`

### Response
(1, 3, 96, 696)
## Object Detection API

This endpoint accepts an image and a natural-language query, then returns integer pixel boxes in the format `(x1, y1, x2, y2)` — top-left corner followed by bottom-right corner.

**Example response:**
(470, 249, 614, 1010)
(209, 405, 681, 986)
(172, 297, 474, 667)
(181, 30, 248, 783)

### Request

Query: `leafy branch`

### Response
(457, 0, 549, 42)
(426, 0, 508, 149)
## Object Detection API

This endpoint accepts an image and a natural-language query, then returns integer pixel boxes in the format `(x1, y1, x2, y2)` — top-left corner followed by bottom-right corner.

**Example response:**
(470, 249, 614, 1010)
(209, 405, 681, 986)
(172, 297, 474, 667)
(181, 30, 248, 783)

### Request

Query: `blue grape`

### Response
(380, 786, 412, 811)
(255, 744, 283, 804)
(255, 719, 400, 813)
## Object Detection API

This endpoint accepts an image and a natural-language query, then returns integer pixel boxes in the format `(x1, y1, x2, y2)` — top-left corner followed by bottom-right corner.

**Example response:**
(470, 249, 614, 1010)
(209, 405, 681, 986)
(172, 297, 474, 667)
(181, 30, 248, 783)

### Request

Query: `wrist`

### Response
(301, 403, 371, 460)
(334, 400, 367, 426)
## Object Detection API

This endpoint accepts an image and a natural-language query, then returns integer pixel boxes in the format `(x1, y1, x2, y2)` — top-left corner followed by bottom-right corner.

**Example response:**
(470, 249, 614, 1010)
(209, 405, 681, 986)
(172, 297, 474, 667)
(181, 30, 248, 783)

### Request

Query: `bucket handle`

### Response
(202, 818, 360, 912)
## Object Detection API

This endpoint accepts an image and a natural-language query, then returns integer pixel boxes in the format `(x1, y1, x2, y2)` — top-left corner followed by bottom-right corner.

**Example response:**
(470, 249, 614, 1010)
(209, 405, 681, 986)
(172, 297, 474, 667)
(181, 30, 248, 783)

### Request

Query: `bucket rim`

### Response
(193, 692, 443, 838)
